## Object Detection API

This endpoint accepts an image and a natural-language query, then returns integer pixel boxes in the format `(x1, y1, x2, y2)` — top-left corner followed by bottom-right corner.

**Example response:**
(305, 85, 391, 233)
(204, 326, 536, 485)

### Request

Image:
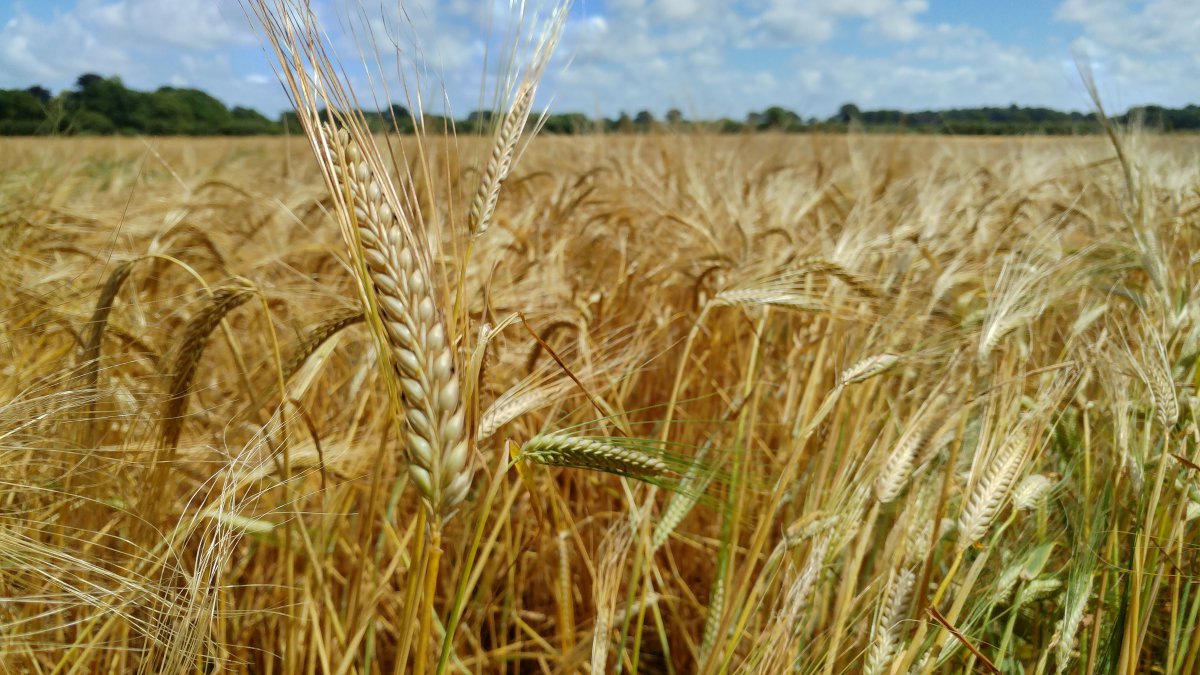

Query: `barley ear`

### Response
(957, 426, 1031, 549)
(840, 353, 901, 387)
(280, 308, 364, 384)
(469, 81, 534, 239)
(519, 434, 670, 479)
(160, 284, 255, 453)
(323, 125, 471, 521)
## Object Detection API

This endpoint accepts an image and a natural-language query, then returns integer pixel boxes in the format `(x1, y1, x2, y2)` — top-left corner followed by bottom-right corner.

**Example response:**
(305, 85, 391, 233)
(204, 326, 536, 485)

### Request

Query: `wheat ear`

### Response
(1145, 332, 1178, 429)
(280, 308, 364, 383)
(651, 444, 716, 552)
(864, 567, 916, 675)
(957, 425, 1031, 549)
(469, 81, 534, 238)
(324, 126, 470, 519)
(840, 353, 901, 387)
(875, 400, 944, 504)
(519, 434, 669, 478)
(161, 284, 255, 452)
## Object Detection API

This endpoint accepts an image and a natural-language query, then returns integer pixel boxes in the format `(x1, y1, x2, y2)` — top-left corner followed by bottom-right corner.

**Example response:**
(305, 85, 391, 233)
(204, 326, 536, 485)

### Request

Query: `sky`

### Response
(0, 0, 1197, 121)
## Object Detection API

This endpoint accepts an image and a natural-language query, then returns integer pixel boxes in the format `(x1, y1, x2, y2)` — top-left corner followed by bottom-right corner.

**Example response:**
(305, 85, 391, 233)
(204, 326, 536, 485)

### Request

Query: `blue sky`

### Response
(1, 1, 1196, 120)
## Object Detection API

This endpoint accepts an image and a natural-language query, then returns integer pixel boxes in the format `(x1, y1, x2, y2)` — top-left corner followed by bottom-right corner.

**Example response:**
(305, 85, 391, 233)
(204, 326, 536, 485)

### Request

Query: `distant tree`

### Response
(464, 109, 495, 133)
(69, 109, 117, 134)
(68, 75, 141, 132)
(665, 108, 683, 126)
(226, 106, 278, 135)
(716, 118, 744, 134)
(25, 86, 51, 104)
(837, 103, 861, 124)
(634, 109, 655, 129)
(134, 89, 195, 134)
(0, 89, 48, 134)
(762, 106, 800, 131)
(387, 104, 412, 131)
(615, 111, 634, 133)
(542, 112, 590, 134)
(76, 73, 105, 91)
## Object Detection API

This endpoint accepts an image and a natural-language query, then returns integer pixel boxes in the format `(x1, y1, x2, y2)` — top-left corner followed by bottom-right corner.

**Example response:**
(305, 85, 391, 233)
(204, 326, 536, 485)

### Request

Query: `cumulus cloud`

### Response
(81, 0, 254, 50)
(1057, 0, 1200, 55)
(0, 0, 1194, 120)
(1057, 0, 1200, 108)
(749, 0, 930, 46)
(0, 0, 254, 91)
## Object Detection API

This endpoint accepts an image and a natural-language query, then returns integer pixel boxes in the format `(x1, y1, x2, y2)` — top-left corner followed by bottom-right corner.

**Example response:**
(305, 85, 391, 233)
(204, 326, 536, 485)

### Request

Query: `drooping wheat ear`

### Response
(840, 353, 901, 387)
(712, 288, 827, 312)
(280, 308, 364, 383)
(477, 389, 547, 442)
(591, 523, 633, 673)
(864, 567, 916, 675)
(1054, 547, 1097, 674)
(161, 284, 255, 452)
(798, 257, 885, 299)
(782, 534, 829, 634)
(519, 434, 669, 478)
(874, 404, 942, 504)
(323, 126, 470, 519)
(698, 570, 726, 663)
(79, 258, 138, 445)
(976, 249, 1063, 362)
(479, 330, 640, 442)
(81, 259, 136, 392)
(475, 389, 542, 441)
(957, 425, 1031, 550)
(469, 81, 534, 239)
(651, 445, 716, 552)
(1146, 335, 1178, 429)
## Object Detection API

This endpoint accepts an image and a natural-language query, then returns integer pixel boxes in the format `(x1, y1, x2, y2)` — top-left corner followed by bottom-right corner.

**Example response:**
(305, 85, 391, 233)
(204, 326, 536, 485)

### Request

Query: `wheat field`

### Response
(3, 125, 1200, 674)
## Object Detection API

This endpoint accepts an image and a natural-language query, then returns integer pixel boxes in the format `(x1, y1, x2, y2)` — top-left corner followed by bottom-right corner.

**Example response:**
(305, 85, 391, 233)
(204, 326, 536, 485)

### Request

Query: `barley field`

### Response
(3, 124, 1200, 675)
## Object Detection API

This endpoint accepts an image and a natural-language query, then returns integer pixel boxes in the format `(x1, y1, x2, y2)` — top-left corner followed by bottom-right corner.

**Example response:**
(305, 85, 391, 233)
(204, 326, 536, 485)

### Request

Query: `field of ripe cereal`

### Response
(3, 129, 1200, 674)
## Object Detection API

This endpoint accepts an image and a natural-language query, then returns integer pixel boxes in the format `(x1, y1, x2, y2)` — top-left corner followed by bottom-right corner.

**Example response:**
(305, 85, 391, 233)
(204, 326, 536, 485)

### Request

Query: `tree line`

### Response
(2, 74, 1199, 136)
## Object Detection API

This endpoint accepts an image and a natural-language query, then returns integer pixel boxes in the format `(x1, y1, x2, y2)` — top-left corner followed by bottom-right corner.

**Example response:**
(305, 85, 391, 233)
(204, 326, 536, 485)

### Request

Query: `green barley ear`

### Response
(518, 433, 670, 479)
(651, 444, 718, 552)
(515, 432, 726, 500)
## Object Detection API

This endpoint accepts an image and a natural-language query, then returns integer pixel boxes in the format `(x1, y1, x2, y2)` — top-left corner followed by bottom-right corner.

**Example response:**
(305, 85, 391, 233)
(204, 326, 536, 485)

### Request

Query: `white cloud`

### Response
(0, 0, 253, 91)
(79, 0, 254, 50)
(1056, 0, 1200, 108)
(749, 0, 930, 46)
(1057, 0, 1200, 55)
(0, 8, 135, 84)
(0, 0, 1193, 121)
